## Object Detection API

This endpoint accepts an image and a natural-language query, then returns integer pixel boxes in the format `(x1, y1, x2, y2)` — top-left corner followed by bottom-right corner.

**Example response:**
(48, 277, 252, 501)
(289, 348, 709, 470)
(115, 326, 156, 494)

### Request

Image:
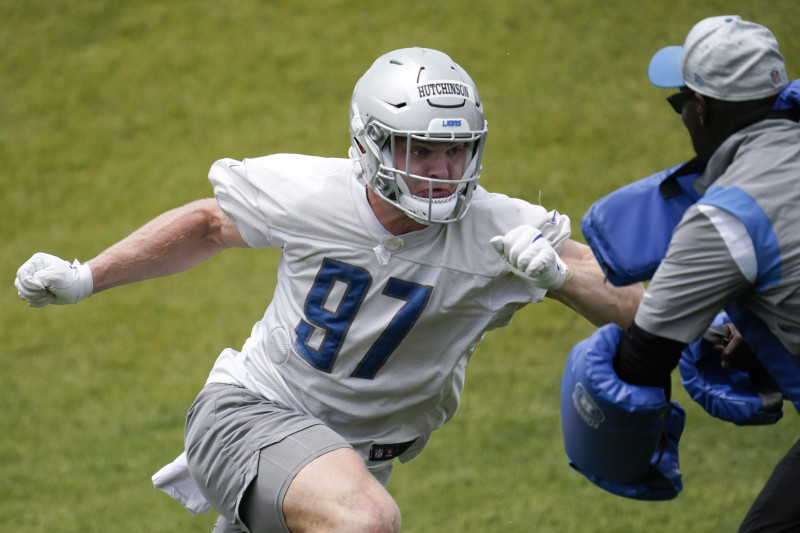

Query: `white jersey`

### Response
(205, 154, 570, 464)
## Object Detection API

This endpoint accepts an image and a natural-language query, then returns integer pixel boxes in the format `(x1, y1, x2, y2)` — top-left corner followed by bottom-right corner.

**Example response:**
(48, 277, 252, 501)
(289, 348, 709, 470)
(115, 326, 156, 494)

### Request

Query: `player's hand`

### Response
(15, 253, 93, 307)
(491, 225, 568, 290)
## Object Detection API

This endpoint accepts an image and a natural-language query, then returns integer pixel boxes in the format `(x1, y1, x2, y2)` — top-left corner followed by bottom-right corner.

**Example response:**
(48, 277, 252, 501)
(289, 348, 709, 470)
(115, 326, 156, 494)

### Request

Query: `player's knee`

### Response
(283, 493, 401, 533)
(374, 494, 402, 533)
(282, 446, 401, 532)
(282, 476, 401, 532)
(347, 493, 401, 533)
(310, 488, 400, 533)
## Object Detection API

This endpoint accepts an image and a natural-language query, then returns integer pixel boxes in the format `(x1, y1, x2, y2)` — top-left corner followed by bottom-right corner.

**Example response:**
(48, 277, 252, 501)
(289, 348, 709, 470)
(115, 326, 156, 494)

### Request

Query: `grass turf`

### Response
(2, 1, 798, 531)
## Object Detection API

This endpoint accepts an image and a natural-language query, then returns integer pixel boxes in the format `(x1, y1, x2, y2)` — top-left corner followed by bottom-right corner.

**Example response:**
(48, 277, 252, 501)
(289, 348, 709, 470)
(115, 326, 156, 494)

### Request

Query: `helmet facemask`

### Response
(366, 121, 485, 224)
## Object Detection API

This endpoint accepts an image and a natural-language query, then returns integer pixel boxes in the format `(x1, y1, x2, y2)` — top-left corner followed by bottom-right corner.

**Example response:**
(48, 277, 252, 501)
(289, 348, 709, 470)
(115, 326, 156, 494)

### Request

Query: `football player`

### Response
(16, 47, 642, 533)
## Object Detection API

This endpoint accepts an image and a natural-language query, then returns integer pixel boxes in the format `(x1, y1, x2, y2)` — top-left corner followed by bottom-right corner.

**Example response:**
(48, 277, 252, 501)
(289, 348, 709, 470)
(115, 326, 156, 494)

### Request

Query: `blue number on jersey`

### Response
(295, 258, 432, 378)
(295, 258, 371, 372)
(351, 277, 432, 379)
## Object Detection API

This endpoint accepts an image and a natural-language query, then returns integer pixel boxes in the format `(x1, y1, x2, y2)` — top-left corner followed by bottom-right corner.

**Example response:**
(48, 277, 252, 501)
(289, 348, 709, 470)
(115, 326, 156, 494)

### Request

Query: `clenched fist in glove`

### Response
(491, 225, 568, 290)
(15, 253, 94, 307)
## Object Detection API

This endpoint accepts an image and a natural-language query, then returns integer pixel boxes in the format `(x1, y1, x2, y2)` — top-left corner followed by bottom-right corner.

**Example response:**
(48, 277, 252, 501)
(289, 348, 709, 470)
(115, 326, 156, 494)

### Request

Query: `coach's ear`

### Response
(561, 325, 684, 500)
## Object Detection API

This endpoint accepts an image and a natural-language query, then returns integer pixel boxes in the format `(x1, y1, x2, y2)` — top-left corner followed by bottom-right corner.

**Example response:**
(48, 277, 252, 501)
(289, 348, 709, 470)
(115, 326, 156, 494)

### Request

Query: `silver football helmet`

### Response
(349, 48, 488, 224)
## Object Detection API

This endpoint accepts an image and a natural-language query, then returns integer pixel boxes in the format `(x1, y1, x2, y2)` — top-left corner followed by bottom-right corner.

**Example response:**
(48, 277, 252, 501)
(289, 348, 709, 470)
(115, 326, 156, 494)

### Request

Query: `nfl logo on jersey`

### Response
(369, 439, 416, 461)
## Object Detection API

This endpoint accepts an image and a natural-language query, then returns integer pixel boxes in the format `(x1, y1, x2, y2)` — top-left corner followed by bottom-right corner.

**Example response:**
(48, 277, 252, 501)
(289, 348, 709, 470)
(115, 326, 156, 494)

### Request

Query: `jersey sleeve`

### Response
(635, 205, 750, 343)
(208, 158, 272, 249)
(477, 190, 572, 251)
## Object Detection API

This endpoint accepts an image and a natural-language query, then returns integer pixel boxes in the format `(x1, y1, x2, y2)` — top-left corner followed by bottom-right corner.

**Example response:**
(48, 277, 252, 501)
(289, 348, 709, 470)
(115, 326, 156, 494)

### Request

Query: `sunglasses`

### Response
(666, 88, 695, 114)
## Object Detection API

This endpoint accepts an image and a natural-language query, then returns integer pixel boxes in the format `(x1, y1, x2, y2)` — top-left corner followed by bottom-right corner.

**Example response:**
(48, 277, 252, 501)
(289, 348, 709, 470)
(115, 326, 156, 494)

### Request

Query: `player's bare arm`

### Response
(14, 199, 247, 307)
(547, 239, 644, 328)
(88, 198, 248, 293)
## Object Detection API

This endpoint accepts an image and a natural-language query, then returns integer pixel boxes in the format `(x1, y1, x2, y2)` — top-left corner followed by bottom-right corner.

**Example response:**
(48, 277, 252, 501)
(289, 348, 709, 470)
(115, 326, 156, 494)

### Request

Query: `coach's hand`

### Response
(15, 253, 93, 307)
(491, 225, 568, 290)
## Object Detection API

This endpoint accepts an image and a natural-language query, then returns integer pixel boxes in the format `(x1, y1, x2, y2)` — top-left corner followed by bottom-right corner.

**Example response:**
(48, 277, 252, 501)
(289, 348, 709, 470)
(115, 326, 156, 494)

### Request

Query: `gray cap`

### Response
(648, 16, 788, 101)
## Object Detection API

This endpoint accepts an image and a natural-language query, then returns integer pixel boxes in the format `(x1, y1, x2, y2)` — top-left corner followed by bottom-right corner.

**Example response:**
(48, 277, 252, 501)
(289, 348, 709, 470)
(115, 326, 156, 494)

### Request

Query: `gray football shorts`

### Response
(184, 383, 351, 533)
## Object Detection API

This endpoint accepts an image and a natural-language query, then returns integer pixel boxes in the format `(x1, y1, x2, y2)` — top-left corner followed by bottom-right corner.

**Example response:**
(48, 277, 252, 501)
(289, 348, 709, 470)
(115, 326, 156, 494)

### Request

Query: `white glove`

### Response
(15, 253, 94, 307)
(491, 225, 568, 290)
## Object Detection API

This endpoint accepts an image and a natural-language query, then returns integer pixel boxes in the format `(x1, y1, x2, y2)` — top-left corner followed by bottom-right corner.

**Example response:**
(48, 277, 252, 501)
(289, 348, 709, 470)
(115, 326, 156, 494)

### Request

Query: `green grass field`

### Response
(2, 1, 798, 531)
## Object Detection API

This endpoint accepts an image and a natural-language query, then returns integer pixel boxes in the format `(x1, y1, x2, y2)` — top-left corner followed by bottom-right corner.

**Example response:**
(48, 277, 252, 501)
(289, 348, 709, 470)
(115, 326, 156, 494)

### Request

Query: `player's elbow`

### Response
(192, 199, 249, 250)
